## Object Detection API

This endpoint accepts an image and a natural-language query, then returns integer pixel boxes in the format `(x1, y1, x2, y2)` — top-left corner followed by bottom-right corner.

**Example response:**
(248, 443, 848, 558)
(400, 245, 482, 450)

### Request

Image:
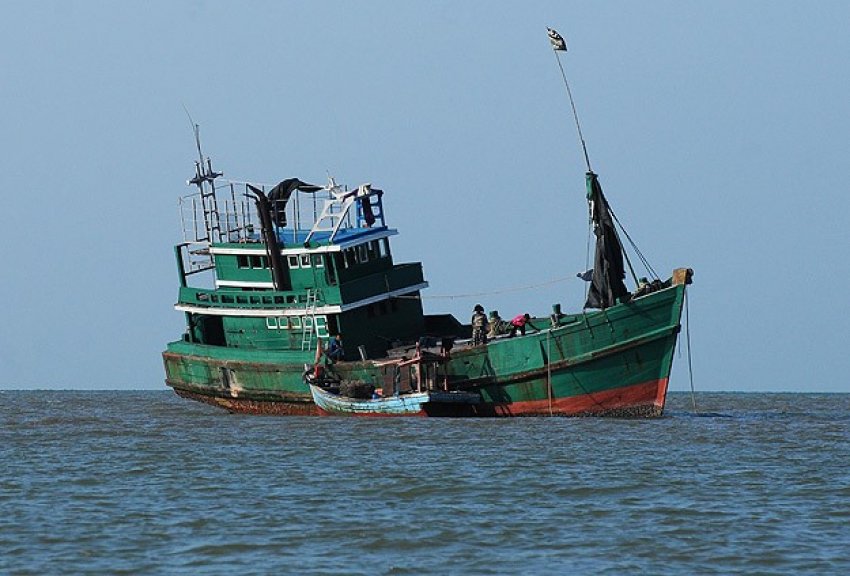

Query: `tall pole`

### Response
(547, 28, 592, 173)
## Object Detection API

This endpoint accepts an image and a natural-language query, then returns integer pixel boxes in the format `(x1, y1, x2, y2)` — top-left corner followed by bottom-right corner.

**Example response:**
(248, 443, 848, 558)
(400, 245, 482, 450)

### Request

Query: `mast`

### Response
(185, 123, 223, 245)
(547, 27, 629, 309)
(547, 27, 591, 173)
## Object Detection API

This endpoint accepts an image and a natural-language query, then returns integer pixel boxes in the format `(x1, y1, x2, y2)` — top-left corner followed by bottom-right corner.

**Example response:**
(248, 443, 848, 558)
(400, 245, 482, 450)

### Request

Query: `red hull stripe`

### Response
(493, 378, 669, 416)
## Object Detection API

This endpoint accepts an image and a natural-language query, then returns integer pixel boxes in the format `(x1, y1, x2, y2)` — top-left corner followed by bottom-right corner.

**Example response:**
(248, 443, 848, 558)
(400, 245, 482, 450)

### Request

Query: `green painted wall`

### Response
(337, 295, 425, 359)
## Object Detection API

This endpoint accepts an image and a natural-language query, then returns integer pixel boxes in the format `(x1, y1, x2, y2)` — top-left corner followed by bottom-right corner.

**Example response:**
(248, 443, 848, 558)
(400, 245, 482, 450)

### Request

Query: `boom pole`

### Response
(547, 27, 592, 173)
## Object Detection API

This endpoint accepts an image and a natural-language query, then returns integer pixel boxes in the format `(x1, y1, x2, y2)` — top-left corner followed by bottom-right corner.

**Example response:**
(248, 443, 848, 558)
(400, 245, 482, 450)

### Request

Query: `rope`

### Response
(584, 214, 592, 303)
(609, 206, 660, 281)
(685, 287, 698, 413)
(397, 275, 575, 301)
(547, 330, 553, 416)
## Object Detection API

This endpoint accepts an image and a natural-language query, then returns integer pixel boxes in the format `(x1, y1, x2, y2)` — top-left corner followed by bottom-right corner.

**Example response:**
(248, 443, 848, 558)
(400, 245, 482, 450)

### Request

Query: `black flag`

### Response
(584, 172, 629, 309)
(547, 27, 567, 51)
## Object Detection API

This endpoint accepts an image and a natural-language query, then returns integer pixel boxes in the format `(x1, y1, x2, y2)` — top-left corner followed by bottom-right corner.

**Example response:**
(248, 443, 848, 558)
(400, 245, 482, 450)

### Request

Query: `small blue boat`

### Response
(309, 384, 480, 417)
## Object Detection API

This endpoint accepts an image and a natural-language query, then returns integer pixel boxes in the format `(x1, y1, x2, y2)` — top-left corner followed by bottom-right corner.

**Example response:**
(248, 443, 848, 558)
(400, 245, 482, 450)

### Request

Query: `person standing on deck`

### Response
(509, 313, 538, 338)
(471, 304, 489, 346)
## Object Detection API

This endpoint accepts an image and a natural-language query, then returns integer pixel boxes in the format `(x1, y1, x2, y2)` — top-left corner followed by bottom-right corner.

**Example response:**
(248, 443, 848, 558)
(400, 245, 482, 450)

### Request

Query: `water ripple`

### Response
(1, 391, 848, 574)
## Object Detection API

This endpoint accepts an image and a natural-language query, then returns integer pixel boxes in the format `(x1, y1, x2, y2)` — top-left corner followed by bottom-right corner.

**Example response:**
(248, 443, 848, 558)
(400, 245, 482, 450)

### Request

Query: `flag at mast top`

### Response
(547, 27, 567, 51)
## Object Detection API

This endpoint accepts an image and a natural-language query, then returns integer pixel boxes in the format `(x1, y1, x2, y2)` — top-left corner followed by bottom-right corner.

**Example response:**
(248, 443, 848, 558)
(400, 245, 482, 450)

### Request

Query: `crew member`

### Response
(471, 304, 489, 346)
(326, 333, 345, 363)
(488, 310, 504, 339)
(509, 313, 538, 338)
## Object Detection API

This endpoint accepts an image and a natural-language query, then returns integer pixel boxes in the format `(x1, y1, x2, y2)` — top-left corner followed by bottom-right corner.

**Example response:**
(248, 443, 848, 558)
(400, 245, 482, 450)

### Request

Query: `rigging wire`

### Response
(619, 231, 641, 287)
(608, 205, 660, 281)
(397, 275, 575, 301)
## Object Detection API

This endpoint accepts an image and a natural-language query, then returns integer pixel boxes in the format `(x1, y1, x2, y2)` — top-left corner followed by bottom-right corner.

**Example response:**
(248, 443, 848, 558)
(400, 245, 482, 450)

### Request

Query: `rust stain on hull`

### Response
(173, 388, 319, 416)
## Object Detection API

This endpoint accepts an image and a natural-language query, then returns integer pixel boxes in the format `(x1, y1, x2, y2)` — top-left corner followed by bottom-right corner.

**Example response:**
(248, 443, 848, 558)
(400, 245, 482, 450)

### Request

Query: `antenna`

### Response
(546, 27, 592, 172)
(180, 106, 223, 245)
(182, 104, 204, 166)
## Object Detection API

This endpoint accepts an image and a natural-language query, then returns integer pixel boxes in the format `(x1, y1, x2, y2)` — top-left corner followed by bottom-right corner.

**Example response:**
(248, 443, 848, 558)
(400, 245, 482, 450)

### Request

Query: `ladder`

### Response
(301, 288, 319, 351)
(199, 180, 222, 243)
(305, 182, 384, 245)
(304, 193, 357, 245)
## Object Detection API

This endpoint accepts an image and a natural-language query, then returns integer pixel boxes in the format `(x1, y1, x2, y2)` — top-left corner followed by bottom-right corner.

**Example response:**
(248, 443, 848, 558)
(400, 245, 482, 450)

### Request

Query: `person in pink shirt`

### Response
(509, 313, 539, 338)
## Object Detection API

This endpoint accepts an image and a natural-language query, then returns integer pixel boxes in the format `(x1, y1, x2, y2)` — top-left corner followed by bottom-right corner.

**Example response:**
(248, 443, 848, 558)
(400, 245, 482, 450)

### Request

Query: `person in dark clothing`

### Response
(326, 334, 345, 363)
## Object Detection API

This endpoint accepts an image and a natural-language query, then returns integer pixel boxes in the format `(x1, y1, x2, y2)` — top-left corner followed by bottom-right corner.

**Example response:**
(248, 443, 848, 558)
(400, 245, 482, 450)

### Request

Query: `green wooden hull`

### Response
(163, 283, 685, 417)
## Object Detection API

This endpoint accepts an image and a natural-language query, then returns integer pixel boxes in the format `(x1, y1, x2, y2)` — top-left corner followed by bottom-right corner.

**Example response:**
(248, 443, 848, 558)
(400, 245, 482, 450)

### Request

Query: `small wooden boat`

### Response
(309, 384, 480, 417)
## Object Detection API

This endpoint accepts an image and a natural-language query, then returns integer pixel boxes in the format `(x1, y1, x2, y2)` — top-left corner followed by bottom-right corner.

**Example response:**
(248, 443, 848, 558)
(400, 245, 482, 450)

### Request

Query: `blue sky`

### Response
(1, 1, 848, 392)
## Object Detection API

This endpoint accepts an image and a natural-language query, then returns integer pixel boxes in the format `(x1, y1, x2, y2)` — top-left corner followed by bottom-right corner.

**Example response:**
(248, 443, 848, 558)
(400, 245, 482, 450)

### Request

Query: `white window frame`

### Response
(300, 254, 312, 268)
(287, 255, 300, 268)
(315, 315, 328, 338)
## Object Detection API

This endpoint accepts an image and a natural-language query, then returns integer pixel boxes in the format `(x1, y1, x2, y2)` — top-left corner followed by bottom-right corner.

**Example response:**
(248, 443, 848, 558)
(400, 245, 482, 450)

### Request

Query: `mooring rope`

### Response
(685, 287, 698, 413)
(547, 330, 554, 416)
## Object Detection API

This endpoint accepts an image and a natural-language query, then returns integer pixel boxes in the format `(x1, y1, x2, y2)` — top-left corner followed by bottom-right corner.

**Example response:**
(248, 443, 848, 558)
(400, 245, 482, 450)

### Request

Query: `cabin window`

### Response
(313, 254, 324, 268)
(286, 295, 296, 304)
(300, 254, 311, 267)
(259, 256, 269, 268)
(288, 255, 300, 268)
(290, 317, 301, 329)
(357, 244, 368, 263)
(315, 316, 328, 338)
(250, 255, 263, 268)
(237, 255, 250, 268)
(236, 296, 248, 304)
(221, 295, 234, 304)
(265, 317, 279, 330)
(368, 241, 379, 260)
(274, 296, 285, 304)
(344, 249, 355, 268)
(325, 254, 337, 285)
(379, 238, 389, 258)
(327, 314, 339, 336)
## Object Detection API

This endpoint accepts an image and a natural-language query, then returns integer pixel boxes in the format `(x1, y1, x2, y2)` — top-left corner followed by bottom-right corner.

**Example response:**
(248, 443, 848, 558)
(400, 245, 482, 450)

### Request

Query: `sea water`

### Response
(1, 391, 848, 575)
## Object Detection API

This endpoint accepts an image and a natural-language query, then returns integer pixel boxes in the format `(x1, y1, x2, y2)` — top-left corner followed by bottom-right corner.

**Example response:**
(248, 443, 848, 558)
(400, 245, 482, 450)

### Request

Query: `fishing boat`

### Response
(307, 348, 482, 417)
(309, 386, 481, 417)
(163, 32, 693, 417)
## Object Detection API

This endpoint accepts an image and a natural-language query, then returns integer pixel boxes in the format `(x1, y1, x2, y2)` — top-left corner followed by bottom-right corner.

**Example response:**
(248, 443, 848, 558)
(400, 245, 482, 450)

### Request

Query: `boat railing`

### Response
(178, 177, 384, 248)
(178, 285, 332, 312)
